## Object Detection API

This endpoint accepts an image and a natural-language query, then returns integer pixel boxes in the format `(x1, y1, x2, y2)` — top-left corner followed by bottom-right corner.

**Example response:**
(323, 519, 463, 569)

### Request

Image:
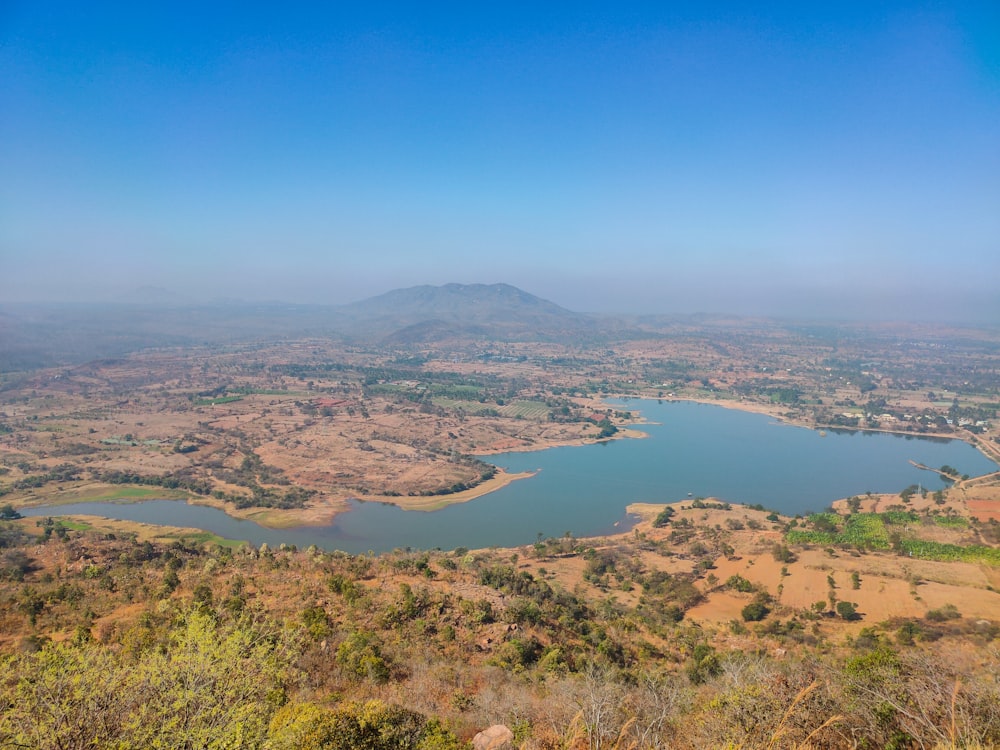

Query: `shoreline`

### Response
(343, 468, 538, 513)
(613, 392, 995, 462)
(469, 426, 649, 456)
(8, 467, 541, 530)
(9, 395, 997, 541)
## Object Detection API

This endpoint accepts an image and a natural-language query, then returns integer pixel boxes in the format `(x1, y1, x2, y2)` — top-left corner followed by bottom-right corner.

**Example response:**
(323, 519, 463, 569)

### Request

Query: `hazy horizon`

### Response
(2, 4, 998, 323)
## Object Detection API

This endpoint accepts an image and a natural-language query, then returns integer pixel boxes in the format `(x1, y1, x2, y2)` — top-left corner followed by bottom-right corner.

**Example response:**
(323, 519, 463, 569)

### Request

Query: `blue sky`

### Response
(2, 2, 998, 320)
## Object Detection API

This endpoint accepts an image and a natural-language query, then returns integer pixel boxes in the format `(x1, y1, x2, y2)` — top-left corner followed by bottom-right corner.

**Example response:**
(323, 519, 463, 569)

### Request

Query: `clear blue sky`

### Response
(2, 2, 998, 320)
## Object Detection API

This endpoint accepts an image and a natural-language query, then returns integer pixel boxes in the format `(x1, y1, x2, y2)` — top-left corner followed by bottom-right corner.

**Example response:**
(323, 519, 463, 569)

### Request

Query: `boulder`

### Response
(472, 724, 515, 750)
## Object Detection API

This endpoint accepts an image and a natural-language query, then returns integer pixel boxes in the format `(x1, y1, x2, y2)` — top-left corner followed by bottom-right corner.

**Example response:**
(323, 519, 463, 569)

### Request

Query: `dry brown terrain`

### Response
(3, 320, 999, 533)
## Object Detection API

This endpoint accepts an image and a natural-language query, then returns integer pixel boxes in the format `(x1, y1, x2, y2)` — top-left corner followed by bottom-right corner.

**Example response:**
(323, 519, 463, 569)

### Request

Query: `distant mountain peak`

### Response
(338, 282, 590, 342)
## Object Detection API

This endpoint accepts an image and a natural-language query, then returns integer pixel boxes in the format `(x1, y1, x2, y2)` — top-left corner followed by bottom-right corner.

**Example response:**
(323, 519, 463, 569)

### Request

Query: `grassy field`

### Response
(19, 485, 192, 506)
(161, 530, 246, 548)
(193, 395, 244, 406)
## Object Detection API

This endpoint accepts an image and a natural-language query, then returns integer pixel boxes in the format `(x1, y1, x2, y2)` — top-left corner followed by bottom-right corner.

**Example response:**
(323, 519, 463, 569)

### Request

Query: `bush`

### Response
(268, 699, 443, 750)
(0, 504, 22, 520)
(336, 631, 391, 683)
(652, 507, 675, 527)
(836, 601, 859, 620)
(771, 543, 795, 563)
(726, 575, 755, 593)
(925, 604, 961, 622)
(741, 602, 769, 622)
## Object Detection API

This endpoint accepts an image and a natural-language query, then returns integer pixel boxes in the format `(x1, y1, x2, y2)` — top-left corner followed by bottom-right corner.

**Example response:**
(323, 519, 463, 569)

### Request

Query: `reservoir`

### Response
(22, 400, 998, 554)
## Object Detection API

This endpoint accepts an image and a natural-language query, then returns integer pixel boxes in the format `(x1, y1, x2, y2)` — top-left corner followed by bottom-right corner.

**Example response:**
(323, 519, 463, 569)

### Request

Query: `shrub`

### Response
(726, 574, 755, 593)
(925, 604, 961, 622)
(836, 601, 859, 620)
(741, 602, 769, 622)
(652, 507, 675, 527)
(336, 631, 391, 683)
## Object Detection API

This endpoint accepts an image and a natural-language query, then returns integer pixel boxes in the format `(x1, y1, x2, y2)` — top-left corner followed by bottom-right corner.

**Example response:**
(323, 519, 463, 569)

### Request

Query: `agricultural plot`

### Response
(497, 400, 551, 419)
(431, 397, 552, 420)
(192, 395, 244, 406)
(787, 513, 891, 550)
(787, 511, 1000, 565)
(899, 539, 1000, 565)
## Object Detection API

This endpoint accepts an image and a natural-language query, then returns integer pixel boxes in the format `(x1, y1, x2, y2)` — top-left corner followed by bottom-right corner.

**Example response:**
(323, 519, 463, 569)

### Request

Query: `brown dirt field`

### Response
(686, 591, 750, 623)
(624, 500, 1000, 631)
(964, 483, 1000, 522)
(685, 545, 1000, 630)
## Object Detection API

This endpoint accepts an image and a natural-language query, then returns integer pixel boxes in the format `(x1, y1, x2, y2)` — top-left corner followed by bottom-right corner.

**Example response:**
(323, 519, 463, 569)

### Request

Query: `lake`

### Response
(22, 400, 998, 553)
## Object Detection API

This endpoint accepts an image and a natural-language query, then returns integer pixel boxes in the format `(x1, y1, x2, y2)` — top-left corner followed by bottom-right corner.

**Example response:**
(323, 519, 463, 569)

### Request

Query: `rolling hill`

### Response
(335, 282, 599, 342)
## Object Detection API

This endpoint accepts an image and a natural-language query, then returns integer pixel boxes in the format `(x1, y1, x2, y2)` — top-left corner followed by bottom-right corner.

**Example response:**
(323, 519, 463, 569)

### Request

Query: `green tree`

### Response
(652, 506, 675, 527)
(336, 631, 391, 683)
(836, 601, 859, 620)
(0, 609, 302, 748)
(0, 503, 22, 520)
(741, 601, 769, 622)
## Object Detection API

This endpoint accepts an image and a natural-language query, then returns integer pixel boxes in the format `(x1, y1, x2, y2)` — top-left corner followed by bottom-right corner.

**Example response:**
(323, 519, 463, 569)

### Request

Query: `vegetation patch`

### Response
(898, 539, 1000, 566)
(787, 513, 890, 550)
(192, 395, 244, 406)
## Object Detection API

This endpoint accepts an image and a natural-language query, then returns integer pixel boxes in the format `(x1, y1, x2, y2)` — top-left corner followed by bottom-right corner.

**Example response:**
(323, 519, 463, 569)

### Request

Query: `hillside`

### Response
(2, 495, 1000, 748)
(2, 313, 999, 747)
(336, 283, 599, 342)
(0, 283, 612, 371)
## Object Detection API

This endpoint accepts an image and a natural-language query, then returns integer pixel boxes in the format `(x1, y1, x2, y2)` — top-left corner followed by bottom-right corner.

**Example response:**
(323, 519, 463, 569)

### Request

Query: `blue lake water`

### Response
(22, 400, 998, 554)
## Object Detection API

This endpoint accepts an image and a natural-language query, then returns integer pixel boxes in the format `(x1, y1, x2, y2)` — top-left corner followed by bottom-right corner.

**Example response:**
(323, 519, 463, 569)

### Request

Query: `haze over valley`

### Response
(3, 3, 1000, 748)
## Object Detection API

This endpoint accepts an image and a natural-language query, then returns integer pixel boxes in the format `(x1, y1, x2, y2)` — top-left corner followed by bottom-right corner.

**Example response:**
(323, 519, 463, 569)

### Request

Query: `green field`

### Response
(52, 518, 92, 531)
(787, 513, 892, 550)
(899, 539, 1000, 566)
(497, 400, 551, 419)
(932, 515, 970, 528)
(787, 511, 996, 564)
(193, 395, 244, 406)
(162, 530, 247, 549)
(31, 486, 191, 505)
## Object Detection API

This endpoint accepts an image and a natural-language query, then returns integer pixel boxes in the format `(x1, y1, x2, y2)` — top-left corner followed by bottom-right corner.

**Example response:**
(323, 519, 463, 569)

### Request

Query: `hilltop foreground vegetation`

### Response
(2, 494, 1000, 749)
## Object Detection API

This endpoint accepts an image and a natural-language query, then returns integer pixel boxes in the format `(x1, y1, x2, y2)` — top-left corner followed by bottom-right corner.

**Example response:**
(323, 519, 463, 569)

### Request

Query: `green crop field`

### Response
(193, 395, 244, 406)
(788, 511, 993, 563)
(428, 384, 483, 400)
(932, 515, 969, 528)
(879, 510, 919, 525)
(787, 513, 896, 550)
(899, 539, 1000, 566)
(839, 514, 891, 549)
(497, 401, 551, 419)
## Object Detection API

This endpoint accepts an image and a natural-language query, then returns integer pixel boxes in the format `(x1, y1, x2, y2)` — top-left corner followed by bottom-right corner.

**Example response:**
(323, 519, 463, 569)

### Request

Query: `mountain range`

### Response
(0, 283, 622, 370)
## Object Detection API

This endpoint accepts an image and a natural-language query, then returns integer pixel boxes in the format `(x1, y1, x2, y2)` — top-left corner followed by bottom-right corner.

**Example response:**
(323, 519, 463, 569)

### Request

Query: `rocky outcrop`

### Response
(472, 724, 515, 750)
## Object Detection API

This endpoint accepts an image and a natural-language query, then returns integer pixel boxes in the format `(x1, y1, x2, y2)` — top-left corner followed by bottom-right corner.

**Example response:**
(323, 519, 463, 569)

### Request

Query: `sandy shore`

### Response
(470, 426, 649, 456)
(353, 469, 537, 512)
